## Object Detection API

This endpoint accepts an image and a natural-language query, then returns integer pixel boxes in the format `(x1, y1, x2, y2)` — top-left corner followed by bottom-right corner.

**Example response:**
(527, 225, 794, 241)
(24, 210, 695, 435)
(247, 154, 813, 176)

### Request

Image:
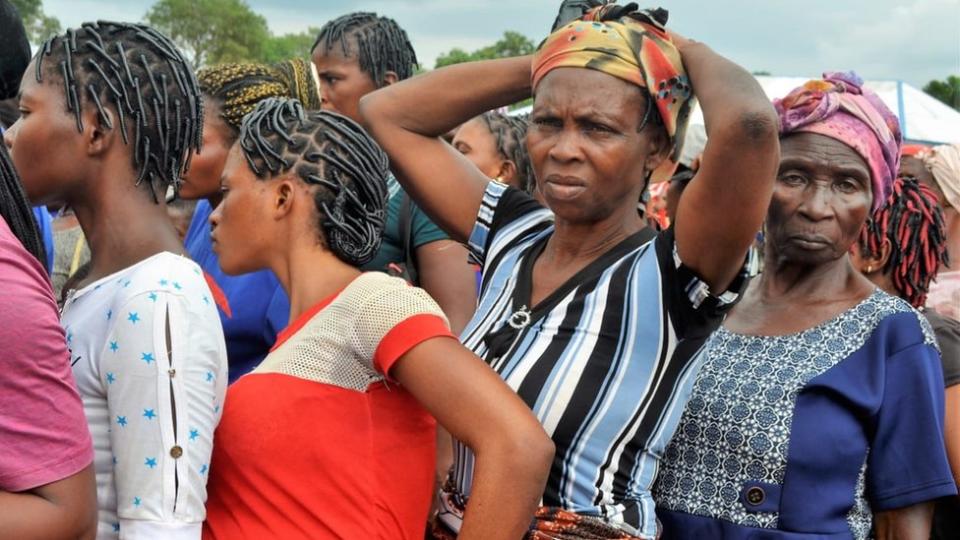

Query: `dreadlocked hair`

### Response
(0, 144, 46, 266)
(859, 176, 949, 307)
(35, 21, 203, 201)
(238, 97, 389, 266)
(198, 59, 322, 135)
(312, 12, 418, 86)
(479, 111, 536, 194)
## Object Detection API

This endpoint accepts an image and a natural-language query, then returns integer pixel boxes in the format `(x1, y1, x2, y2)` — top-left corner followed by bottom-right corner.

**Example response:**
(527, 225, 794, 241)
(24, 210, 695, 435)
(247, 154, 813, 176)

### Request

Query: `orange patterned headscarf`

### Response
(531, 6, 693, 183)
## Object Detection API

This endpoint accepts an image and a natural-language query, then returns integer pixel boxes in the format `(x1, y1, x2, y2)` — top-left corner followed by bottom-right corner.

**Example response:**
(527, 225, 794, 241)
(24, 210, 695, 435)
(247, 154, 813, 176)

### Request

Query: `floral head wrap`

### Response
(775, 71, 902, 210)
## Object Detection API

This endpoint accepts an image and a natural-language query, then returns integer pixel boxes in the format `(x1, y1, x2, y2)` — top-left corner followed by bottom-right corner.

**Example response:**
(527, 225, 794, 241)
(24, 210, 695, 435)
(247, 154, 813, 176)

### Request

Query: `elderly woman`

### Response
(652, 72, 957, 539)
(851, 176, 960, 540)
(360, 3, 779, 538)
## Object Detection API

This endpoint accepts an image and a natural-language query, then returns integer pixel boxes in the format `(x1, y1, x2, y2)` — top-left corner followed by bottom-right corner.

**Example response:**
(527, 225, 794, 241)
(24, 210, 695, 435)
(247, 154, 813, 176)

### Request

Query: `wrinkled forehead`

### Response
(533, 67, 646, 117)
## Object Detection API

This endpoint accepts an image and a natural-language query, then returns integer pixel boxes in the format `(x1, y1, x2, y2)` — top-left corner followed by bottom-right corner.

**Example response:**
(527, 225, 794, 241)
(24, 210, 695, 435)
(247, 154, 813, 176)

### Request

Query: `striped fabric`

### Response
(438, 182, 753, 538)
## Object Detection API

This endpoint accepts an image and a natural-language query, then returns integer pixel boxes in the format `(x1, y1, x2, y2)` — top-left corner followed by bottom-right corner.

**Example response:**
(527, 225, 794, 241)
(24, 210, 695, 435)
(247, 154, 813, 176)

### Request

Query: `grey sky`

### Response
(43, 0, 959, 87)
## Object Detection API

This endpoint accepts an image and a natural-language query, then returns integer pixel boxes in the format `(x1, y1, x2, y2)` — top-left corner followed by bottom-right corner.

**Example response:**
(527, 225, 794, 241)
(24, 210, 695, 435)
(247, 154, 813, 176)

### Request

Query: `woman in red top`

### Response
(202, 97, 553, 540)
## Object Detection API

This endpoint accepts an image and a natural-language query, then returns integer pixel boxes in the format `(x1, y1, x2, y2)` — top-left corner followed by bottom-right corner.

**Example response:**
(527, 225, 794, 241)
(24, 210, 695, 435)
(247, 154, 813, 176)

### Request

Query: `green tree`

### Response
(924, 75, 960, 111)
(145, 0, 270, 67)
(261, 27, 321, 64)
(10, 0, 61, 43)
(435, 31, 535, 69)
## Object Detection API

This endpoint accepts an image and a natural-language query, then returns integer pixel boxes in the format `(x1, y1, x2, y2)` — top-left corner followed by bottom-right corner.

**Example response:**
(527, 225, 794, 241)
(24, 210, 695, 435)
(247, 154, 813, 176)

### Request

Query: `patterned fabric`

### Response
(532, 6, 692, 184)
(774, 71, 902, 211)
(64, 252, 228, 539)
(925, 143, 960, 212)
(204, 272, 453, 540)
(438, 182, 753, 538)
(430, 508, 650, 540)
(654, 289, 956, 539)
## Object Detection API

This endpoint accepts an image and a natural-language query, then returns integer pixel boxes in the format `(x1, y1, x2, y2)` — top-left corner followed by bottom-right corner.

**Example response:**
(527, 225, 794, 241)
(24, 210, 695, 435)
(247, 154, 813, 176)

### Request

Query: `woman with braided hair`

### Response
(851, 176, 960, 540)
(179, 58, 320, 381)
(453, 111, 537, 195)
(4, 21, 227, 539)
(202, 97, 552, 539)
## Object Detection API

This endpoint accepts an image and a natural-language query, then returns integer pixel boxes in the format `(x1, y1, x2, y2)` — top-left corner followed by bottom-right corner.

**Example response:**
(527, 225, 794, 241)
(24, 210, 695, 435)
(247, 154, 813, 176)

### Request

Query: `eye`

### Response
(532, 117, 561, 129)
(835, 178, 860, 193)
(778, 172, 807, 186)
(584, 121, 613, 133)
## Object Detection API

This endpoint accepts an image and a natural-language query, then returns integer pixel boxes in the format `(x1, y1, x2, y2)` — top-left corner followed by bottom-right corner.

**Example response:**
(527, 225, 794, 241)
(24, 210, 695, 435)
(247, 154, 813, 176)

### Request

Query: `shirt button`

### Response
(170, 446, 183, 459)
(746, 486, 765, 506)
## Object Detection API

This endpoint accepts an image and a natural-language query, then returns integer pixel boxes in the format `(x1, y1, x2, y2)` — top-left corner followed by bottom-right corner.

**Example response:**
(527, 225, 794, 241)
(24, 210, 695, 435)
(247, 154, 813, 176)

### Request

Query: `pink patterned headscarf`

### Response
(774, 71, 902, 210)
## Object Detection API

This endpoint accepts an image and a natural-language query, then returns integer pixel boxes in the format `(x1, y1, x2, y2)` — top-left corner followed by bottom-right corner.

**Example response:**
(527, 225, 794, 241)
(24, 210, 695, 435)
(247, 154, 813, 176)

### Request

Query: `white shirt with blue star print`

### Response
(64, 252, 228, 539)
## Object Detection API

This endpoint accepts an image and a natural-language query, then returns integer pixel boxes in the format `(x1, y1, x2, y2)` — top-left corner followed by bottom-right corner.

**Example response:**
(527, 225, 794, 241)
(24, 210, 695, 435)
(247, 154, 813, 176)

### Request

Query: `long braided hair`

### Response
(0, 144, 45, 265)
(311, 12, 418, 86)
(35, 21, 203, 200)
(479, 111, 535, 194)
(859, 176, 950, 307)
(238, 97, 389, 266)
(198, 59, 322, 136)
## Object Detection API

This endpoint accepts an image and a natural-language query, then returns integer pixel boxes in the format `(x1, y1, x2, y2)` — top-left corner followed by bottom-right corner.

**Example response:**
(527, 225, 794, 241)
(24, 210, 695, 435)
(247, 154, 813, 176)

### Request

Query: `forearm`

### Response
(0, 466, 97, 540)
(458, 441, 552, 540)
(874, 503, 934, 540)
(360, 56, 532, 138)
(418, 241, 478, 335)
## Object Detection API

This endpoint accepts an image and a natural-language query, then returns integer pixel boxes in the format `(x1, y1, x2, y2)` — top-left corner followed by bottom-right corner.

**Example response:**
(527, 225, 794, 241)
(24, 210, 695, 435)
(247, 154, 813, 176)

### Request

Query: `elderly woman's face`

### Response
(527, 68, 665, 222)
(767, 132, 872, 266)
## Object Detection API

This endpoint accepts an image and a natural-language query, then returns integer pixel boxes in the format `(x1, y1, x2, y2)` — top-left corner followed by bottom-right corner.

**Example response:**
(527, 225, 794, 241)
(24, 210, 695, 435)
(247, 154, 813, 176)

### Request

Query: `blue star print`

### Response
(145, 457, 157, 469)
(200, 464, 208, 475)
(189, 429, 199, 441)
(143, 409, 157, 420)
(66, 331, 72, 344)
(202, 295, 210, 305)
(109, 341, 119, 352)
(133, 497, 141, 507)
(106, 372, 116, 384)
(116, 415, 127, 427)
(206, 371, 214, 382)
(127, 312, 140, 324)
(112, 523, 120, 533)
(159, 279, 168, 286)
(148, 292, 158, 302)
(173, 281, 182, 290)
(107, 309, 112, 320)
(141, 352, 155, 364)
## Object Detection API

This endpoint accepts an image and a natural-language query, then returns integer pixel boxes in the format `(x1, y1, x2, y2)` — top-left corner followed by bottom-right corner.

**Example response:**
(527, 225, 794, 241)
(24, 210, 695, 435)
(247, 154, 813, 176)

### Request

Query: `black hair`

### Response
(859, 176, 950, 307)
(35, 21, 203, 201)
(238, 97, 389, 266)
(478, 111, 535, 194)
(312, 12, 418, 86)
(0, 144, 46, 266)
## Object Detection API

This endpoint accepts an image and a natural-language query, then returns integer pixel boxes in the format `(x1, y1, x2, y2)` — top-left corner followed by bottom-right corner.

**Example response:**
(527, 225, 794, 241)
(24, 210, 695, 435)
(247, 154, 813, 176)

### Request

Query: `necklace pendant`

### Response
(508, 305, 532, 330)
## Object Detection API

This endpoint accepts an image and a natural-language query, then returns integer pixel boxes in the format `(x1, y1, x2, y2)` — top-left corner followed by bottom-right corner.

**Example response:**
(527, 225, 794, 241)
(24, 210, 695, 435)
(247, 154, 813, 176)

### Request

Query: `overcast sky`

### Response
(43, 0, 960, 87)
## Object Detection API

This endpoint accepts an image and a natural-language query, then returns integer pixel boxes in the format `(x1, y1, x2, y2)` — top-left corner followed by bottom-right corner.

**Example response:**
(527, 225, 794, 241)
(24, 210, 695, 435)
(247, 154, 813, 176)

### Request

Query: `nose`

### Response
(2, 120, 17, 149)
(797, 182, 834, 222)
(547, 128, 583, 164)
(208, 200, 221, 230)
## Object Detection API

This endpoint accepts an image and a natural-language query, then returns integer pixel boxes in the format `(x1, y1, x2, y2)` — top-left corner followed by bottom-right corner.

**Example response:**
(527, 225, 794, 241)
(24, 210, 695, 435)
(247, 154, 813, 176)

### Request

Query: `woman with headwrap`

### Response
(920, 144, 960, 322)
(179, 59, 321, 382)
(652, 72, 956, 539)
(360, 3, 779, 538)
(201, 97, 553, 540)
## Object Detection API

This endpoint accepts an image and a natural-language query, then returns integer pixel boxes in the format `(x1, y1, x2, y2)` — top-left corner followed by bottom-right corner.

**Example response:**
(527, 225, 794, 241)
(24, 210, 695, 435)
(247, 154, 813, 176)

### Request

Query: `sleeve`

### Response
(867, 342, 958, 510)
(31, 206, 54, 275)
(350, 285, 456, 378)
(101, 290, 227, 539)
(262, 283, 291, 347)
(654, 226, 758, 340)
(466, 181, 551, 268)
(0, 238, 92, 492)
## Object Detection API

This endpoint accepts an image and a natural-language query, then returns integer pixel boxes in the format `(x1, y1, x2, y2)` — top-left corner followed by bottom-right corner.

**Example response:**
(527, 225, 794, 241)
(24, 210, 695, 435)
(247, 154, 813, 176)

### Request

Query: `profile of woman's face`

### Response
(766, 132, 873, 266)
(452, 117, 504, 181)
(180, 98, 235, 201)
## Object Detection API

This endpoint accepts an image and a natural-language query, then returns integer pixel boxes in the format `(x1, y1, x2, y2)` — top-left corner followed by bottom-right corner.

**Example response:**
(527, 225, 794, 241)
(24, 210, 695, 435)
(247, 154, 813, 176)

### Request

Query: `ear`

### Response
(381, 70, 399, 87)
(272, 178, 297, 220)
(83, 106, 118, 157)
(497, 160, 519, 188)
(851, 237, 891, 275)
(642, 126, 670, 175)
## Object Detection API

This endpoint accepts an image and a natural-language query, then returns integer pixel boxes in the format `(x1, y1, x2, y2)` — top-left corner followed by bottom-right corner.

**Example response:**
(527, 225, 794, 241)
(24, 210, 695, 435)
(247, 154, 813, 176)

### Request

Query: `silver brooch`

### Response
(508, 305, 532, 330)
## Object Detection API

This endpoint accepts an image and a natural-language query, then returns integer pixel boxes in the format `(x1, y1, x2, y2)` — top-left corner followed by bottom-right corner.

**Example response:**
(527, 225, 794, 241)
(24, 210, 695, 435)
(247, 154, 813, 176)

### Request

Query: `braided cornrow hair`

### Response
(0, 144, 46, 266)
(198, 59, 322, 135)
(312, 12, 418, 86)
(238, 97, 389, 266)
(35, 21, 203, 200)
(859, 176, 950, 307)
(479, 111, 535, 194)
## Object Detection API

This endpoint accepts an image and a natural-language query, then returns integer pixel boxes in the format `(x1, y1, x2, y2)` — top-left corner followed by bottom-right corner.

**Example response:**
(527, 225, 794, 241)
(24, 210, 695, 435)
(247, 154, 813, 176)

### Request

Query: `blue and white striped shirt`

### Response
(438, 182, 752, 537)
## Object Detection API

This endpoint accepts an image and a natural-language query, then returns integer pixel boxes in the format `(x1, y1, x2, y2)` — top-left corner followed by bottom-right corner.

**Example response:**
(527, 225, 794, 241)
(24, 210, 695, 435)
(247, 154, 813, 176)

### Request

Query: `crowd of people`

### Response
(0, 1, 958, 539)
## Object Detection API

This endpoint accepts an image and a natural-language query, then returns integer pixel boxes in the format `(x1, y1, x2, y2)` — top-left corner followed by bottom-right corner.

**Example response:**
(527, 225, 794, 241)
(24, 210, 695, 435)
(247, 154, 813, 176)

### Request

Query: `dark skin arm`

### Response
(392, 337, 554, 540)
(670, 33, 780, 293)
(416, 240, 477, 335)
(359, 56, 532, 243)
(873, 502, 935, 539)
(0, 465, 98, 540)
